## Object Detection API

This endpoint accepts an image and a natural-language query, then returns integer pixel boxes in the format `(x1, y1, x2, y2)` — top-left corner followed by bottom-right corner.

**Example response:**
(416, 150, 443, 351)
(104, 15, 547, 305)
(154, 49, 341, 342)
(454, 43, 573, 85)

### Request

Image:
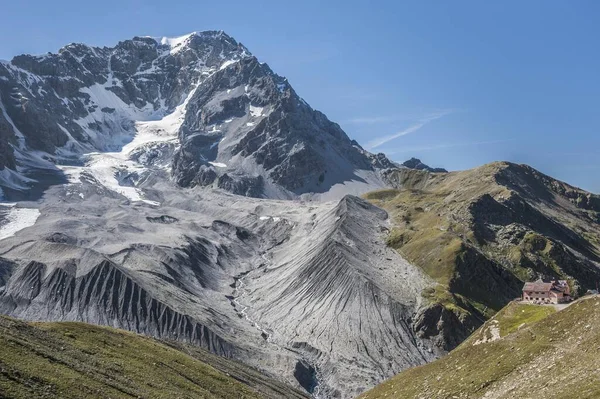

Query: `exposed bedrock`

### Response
(413, 301, 482, 351)
(0, 255, 233, 357)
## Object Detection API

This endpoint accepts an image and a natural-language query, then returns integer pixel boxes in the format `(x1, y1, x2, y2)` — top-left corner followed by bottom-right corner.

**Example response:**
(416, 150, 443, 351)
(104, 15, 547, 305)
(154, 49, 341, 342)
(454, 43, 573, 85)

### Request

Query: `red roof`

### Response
(523, 281, 553, 292)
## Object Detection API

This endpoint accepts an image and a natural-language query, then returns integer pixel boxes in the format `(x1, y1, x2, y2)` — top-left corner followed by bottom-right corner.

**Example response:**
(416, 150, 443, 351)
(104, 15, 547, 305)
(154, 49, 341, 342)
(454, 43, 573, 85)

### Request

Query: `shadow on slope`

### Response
(1, 167, 68, 202)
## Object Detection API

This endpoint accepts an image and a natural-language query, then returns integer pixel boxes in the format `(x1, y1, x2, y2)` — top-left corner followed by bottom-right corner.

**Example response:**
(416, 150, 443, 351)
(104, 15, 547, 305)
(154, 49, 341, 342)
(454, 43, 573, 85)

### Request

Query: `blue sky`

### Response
(2, 1, 599, 192)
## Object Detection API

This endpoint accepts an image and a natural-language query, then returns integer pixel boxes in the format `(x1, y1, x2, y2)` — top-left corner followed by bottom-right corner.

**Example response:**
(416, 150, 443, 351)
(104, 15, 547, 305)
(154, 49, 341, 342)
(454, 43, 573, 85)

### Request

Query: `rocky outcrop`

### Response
(171, 55, 390, 197)
(413, 302, 480, 351)
(494, 162, 600, 212)
(402, 157, 447, 173)
(0, 104, 17, 171)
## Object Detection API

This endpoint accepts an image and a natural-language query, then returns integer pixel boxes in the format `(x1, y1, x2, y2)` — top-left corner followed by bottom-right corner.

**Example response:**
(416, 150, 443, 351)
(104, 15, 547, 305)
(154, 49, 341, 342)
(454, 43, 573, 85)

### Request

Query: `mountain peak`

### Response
(0, 31, 391, 200)
(159, 31, 197, 48)
(154, 30, 250, 57)
(157, 31, 209, 54)
(402, 157, 447, 173)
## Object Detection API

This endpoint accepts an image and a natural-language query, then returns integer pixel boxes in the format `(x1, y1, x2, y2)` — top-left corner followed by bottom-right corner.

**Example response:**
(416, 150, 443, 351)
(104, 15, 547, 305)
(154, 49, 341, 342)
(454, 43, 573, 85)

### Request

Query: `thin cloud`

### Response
(385, 138, 516, 155)
(365, 110, 454, 150)
(345, 113, 432, 125)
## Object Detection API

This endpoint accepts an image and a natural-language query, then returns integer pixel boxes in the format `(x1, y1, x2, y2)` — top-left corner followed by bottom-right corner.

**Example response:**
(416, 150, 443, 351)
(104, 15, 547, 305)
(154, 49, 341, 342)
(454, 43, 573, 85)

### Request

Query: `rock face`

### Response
(173, 57, 386, 196)
(0, 31, 390, 200)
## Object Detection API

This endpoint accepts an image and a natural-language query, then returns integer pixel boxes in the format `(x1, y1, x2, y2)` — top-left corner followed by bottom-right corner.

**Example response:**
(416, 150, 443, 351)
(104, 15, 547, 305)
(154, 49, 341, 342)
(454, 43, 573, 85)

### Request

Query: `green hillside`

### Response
(365, 162, 600, 349)
(359, 297, 600, 399)
(0, 316, 307, 399)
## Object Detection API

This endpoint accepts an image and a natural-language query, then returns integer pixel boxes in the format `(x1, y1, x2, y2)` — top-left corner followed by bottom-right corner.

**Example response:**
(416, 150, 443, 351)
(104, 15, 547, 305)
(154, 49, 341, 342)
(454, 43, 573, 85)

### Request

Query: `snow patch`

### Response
(85, 153, 155, 204)
(208, 162, 227, 168)
(220, 60, 237, 70)
(56, 165, 83, 184)
(74, 81, 156, 151)
(159, 32, 196, 55)
(249, 105, 263, 117)
(0, 204, 40, 241)
(59, 83, 204, 206)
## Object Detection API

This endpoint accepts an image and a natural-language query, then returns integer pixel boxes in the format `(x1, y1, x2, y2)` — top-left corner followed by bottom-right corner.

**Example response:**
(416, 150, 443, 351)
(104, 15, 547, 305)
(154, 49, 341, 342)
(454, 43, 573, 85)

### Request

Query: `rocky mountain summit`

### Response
(0, 31, 391, 200)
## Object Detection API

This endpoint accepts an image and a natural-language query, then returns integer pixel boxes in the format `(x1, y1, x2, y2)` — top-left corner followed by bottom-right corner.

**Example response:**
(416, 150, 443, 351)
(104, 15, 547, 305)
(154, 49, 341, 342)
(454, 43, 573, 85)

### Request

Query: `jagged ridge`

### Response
(0, 255, 233, 356)
(0, 31, 392, 199)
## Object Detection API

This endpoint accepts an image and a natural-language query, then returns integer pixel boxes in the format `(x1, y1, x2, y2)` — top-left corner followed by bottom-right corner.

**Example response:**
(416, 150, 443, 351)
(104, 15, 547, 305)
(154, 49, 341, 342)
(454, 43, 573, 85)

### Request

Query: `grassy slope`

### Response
(462, 302, 556, 346)
(364, 162, 600, 331)
(363, 165, 512, 315)
(359, 297, 600, 399)
(0, 316, 307, 399)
